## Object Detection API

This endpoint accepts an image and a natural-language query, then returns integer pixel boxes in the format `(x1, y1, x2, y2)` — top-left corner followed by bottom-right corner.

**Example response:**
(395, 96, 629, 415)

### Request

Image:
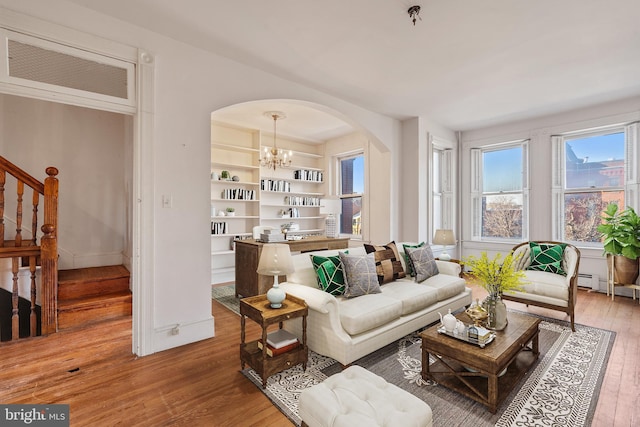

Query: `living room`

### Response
(0, 1, 638, 426)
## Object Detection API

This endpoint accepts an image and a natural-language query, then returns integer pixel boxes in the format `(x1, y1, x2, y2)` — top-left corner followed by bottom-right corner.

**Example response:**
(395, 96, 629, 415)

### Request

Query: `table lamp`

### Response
(433, 229, 456, 261)
(257, 243, 295, 308)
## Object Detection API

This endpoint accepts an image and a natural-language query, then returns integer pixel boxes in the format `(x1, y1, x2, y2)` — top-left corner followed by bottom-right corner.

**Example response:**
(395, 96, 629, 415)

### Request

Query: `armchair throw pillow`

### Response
(527, 242, 567, 276)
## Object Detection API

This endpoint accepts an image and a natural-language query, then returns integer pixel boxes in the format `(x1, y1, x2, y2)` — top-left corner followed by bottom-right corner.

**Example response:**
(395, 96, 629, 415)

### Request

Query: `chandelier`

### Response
(260, 111, 292, 170)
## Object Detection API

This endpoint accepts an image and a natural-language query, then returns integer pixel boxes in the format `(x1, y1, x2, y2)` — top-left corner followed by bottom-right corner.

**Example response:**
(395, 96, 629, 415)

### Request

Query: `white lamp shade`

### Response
(433, 229, 456, 245)
(257, 244, 294, 276)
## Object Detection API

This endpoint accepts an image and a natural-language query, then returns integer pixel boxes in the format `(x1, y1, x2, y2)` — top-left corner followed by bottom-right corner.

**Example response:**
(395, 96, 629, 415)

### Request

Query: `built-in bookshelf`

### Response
(210, 120, 327, 283)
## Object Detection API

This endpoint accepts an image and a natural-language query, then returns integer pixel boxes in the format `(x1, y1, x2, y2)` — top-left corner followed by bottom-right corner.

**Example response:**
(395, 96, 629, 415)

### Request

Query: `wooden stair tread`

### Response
(58, 290, 131, 310)
(59, 265, 130, 285)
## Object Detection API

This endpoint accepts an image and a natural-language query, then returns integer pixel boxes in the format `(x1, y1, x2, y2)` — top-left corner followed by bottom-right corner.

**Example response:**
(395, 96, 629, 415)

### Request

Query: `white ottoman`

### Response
(299, 365, 433, 427)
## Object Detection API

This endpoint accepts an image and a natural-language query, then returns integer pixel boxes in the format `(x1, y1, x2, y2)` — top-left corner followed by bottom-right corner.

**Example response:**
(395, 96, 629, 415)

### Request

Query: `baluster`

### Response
(0, 170, 5, 247)
(11, 256, 19, 340)
(32, 191, 39, 246)
(16, 180, 23, 247)
(29, 255, 37, 337)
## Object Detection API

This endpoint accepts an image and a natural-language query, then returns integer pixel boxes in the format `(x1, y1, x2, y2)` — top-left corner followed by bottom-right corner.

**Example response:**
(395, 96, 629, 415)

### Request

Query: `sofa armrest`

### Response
(280, 282, 337, 314)
(435, 260, 461, 277)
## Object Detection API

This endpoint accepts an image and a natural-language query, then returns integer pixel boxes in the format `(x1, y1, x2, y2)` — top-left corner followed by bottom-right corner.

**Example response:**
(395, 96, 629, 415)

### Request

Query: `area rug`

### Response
(242, 314, 615, 426)
(211, 285, 240, 315)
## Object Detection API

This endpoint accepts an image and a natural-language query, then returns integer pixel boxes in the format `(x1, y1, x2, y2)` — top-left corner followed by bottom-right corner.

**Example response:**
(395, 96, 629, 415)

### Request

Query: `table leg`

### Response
(240, 315, 246, 370)
(488, 374, 498, 414)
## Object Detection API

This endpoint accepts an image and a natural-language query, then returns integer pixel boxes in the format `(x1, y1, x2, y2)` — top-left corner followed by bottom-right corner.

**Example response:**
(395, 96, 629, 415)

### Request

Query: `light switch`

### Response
(162, 194, 172, 208)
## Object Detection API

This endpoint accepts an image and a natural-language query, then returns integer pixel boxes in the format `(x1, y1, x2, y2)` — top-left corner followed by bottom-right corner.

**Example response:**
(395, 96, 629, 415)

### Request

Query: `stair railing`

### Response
(0, 156, 58, 340)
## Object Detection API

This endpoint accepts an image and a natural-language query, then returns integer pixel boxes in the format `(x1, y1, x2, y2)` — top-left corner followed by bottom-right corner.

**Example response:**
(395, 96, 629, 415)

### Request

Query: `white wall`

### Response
(0, 93, 127, 269)
(460, 96, 640, 292)
(324, 132, 392, 245)
(0, 0, 404, 355)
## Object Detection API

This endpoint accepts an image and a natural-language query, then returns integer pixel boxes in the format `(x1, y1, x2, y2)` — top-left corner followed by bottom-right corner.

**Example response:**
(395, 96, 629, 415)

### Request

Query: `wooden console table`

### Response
(235, 236, 349, 298)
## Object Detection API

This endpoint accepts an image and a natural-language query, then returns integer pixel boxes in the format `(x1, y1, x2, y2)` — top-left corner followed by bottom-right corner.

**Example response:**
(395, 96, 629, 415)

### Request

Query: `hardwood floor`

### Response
(0, 285, 638, 426)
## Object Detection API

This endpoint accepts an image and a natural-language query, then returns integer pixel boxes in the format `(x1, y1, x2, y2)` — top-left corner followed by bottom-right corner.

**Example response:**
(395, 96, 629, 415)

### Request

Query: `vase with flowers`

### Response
(463, 252, 525, 330)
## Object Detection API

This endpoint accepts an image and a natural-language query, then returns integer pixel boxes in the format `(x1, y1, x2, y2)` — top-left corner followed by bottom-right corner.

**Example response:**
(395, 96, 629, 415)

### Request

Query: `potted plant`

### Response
(463, 252, 525, 330)
(597, 203, 640, 284)
(221, 170, 231, 180)
(225, 207, 235, 216)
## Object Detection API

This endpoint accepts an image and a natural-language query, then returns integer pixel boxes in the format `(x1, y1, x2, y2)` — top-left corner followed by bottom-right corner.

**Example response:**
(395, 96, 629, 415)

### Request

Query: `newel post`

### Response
(40, 224, 58, 334)
(41, 167, 59, 335)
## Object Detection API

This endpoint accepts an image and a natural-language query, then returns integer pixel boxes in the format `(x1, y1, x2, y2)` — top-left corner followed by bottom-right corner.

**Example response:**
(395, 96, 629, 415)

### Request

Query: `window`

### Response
(471, 141, 529, 241)
(338, 153, 364, 237)
(554, 126, 634, 243)
(432, 146, 454, 233)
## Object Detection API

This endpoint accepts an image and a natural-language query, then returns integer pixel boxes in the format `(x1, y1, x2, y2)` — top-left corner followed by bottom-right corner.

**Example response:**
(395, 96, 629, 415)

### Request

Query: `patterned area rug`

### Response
(211, 285, 239, 315)
(242, 314, 615, 426)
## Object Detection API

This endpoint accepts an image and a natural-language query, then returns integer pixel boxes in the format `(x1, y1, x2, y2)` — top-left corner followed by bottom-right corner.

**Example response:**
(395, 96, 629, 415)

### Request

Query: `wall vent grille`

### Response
(8, 39, 128, 99)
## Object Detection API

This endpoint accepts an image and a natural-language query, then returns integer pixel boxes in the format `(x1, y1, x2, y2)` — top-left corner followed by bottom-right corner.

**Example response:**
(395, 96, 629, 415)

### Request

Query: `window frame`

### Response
(470, 140, 529, 242)
(336, 151, 365, 240)
(552, 123, 638, 246)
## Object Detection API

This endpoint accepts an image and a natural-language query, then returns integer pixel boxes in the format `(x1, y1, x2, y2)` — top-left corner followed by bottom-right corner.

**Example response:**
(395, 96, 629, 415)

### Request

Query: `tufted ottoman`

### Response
(299, 365, 432, 427)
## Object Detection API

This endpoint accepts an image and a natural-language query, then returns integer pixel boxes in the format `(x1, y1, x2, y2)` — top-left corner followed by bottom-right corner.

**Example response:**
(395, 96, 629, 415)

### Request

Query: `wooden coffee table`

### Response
(420, 311, 540, 413)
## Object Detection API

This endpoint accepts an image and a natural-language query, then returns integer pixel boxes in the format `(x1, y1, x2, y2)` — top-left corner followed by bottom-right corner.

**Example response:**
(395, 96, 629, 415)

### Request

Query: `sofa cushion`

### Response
(406, 245, 439, 283)
(365, 241, 406, 284)
(339, 294, 403, 335)
(402, 242, 425, 277)
(381, 281, 439, 315)
(527, 242, 567, 276)
(340, 252, 382, 298)
(517, 270, 569, 301)
(311, 252, 348, 295)
(422, 274, 467, 301)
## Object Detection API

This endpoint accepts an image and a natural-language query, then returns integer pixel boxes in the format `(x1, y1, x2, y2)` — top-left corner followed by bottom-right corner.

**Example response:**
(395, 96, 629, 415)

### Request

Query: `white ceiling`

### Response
(68, 0, 640, 139)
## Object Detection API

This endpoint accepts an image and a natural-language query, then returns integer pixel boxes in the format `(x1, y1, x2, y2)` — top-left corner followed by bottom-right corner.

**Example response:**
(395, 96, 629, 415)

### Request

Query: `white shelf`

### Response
(261, 176, 323, 184)
(211, 216, 259, 219)
(211, 161, 259, 171)
(212, 142, 260, 153)
(286, 228, 324, 234)
(262, 190, 324, 196)
(211, 198, 260, 202)
(212, 180, 260, 186)
(291, 164, 324, 172)
(211, 233, 252, 238)
(262, 216, 323, 220)
(261, 203, 320, 208)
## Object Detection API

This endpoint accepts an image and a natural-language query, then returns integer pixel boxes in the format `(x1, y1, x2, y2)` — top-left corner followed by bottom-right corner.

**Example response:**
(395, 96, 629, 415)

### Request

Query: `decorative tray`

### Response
(437, 326, 496, 348)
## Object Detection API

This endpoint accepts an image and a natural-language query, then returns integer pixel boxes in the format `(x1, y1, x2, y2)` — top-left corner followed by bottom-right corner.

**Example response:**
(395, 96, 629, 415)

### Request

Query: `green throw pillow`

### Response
(311, 251, 348, 295)
(527, 242, 567, 276)
(403, 242, 425, 277)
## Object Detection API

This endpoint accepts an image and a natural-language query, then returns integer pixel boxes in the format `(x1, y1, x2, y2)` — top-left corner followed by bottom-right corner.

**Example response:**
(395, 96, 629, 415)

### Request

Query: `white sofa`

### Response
(281, 244, 472, 366)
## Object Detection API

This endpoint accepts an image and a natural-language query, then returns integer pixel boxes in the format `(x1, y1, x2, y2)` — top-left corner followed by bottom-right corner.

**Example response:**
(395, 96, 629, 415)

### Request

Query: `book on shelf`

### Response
(257, 339, 300, 357)
(266, 329, 299, 348)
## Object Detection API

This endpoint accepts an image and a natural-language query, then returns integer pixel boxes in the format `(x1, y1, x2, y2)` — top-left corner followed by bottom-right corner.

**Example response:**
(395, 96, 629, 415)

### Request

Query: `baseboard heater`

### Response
(577, 273, 600, 291)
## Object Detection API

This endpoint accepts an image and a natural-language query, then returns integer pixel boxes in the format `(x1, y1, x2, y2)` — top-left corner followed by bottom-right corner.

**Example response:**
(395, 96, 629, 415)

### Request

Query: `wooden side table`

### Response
(240, 293, 308, 388)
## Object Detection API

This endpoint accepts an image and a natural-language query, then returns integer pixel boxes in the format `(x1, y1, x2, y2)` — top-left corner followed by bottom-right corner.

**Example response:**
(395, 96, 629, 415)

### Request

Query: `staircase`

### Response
(58, 265, 132, 330)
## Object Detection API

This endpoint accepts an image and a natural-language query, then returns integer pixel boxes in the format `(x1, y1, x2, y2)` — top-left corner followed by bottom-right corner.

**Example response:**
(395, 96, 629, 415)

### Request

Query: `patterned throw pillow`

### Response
(310, 251, 348, 295)
(406, 245, 439, 283)
(402, 242, 425, 277)
(339, 252, 381, 298)
(527, 242, 567, 276)
(364, 241, 406, 284)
